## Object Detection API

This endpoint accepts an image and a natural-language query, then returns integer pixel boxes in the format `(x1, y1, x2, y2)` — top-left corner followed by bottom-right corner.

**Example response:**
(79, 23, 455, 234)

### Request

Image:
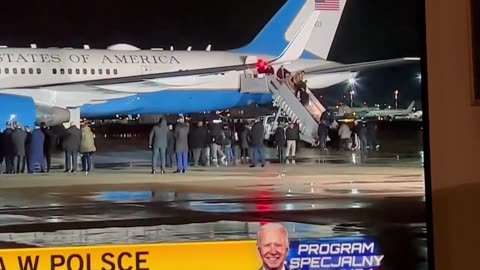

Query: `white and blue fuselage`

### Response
(1, 0, 415, 127)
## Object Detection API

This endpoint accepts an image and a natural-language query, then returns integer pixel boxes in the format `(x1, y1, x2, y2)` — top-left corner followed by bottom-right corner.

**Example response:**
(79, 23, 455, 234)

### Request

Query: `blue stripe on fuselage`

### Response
(80, 90, 273, 118)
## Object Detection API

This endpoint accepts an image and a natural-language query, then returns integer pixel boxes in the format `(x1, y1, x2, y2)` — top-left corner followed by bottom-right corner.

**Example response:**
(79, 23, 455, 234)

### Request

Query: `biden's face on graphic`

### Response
(257, 225, 289, 270)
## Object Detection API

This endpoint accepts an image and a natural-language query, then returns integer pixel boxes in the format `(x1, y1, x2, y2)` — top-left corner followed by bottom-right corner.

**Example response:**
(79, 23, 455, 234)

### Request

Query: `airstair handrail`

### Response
(279, 77, 324, 123)
(306, 87, 326, 115)
(267, 76, 319, 142)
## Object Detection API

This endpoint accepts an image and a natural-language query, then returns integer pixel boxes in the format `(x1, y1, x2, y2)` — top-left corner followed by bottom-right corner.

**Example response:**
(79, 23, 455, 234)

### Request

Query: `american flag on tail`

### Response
(315, 0, 340, 11)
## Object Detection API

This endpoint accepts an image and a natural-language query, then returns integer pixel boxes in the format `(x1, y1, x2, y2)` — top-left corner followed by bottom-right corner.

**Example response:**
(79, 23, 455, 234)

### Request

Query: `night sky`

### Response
(0, 0, 424, 108)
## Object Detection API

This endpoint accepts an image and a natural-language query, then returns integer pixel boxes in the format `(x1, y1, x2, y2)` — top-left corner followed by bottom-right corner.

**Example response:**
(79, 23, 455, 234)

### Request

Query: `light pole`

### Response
(350, 89, 355, 107)
(394, 90, 399, 109)
(348, 76, 356, 107)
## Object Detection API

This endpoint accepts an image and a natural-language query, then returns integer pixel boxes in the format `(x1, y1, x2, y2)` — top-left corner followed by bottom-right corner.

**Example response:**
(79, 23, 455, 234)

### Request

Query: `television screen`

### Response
(0, 0, 429, 269)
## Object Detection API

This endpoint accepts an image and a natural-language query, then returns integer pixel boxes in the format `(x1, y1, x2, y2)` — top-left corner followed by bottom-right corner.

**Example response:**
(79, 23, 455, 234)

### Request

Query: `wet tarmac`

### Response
(90, 147, 424, 168)
(0, 146, 427, 255)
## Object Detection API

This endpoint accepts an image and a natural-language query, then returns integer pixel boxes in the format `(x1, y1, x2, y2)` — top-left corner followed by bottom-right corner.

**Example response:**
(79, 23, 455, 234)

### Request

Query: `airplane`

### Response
(0, 0, 419, 128)
(394, 110, 423, 121)
(333, 104, 381, 117)
(362, 101, 416, 120)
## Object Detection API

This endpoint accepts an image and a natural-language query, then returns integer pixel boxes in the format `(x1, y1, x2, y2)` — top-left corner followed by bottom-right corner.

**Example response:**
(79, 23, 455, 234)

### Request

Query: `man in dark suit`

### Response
(61, 122, 82, 173)
(174, 117, 190, 173)
(12, 122, 28, 173)
(40, 122, 56, 172)
(248, 118, 266, 168)
(3, 122, 14, 174)
(28, 124, 46, 173)
(256, 223, 290, 270)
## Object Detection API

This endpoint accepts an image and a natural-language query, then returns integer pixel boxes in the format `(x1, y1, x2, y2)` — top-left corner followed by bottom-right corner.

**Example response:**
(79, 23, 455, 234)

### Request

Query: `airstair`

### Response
(266, 75, 326, 145)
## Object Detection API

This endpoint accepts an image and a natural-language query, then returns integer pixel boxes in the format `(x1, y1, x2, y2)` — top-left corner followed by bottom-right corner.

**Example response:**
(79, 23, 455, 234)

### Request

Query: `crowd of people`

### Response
(148, 112, 380, 175)
(276, 65, 381, 152)
(148, 115, 294, 174)
(0, 121, 96, 174)
(317, 110, 380, 152)
(0, 114, 380, 175)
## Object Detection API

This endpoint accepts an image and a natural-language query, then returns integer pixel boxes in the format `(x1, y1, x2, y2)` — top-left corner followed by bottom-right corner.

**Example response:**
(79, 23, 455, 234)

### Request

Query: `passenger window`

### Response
(21, 68, 25, 74)
(83, 69, 87, 75)
(68, 69, 72, 75)
(52, 69, 57, 75)
(113, 69, 118, 75)
(37, 68, 41, 74)
(106, 69, 110, 75)
(5, 68, 8, 74)
(98, 69, 103, 75)
(76, 69, 80, 75)
(29, 68, 33, 74)
(60, 68, 65, 75)
(91, 69, 95, 75)
(13, 68, 17, 74)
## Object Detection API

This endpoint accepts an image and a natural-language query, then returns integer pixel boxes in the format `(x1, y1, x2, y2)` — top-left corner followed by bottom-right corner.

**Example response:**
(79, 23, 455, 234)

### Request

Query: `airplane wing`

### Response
(303, 58, 420, 75)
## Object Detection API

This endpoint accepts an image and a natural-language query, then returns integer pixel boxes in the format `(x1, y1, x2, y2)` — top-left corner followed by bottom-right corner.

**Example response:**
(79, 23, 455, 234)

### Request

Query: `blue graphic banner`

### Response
(287, 237, 384, 270)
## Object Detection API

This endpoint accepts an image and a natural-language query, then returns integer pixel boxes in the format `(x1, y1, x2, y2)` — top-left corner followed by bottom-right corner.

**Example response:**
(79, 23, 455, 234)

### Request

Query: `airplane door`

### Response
(141, 65, 151, 74)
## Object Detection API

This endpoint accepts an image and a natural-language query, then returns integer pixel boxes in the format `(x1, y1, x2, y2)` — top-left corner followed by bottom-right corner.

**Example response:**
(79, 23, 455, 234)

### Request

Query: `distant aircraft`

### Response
(362, 101, 416, 120)
(394, 110, 423, 121)
(0, 0, 419, 128)
(333, 105, 381, 117)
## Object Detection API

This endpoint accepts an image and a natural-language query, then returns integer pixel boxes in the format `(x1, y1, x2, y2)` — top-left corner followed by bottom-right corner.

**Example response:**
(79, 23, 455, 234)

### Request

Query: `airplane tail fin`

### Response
(234, 0, 347, 60)
(406, 101, 415, 111)
(268, 12, 319, 64)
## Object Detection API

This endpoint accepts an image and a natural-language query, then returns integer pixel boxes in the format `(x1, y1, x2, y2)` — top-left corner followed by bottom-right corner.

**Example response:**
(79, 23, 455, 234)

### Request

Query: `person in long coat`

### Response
(80, 124, 96, 174)
(12, 122, 27, 173)
(40, 122, 56, 173)
(166, 124, 175, 168)
(61, 122, 82, 173)
(239, 124, 250, 163)
(2, 122, 14, 174)
(149, 117, 168, 174)
(174, 117, 190, 173)
(28, 125, 46, 173)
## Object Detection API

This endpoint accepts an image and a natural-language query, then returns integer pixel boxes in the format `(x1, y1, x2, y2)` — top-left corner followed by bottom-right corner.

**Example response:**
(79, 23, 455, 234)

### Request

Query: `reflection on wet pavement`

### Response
(0, 187, 426, 247)
(0, 149, 427, 250)
(0, 221, 427, 247)
(92, 150, 424, 169)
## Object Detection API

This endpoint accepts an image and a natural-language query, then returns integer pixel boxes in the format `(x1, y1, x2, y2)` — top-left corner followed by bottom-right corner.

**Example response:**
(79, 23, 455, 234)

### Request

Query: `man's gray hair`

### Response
(256, 223, 290, 246)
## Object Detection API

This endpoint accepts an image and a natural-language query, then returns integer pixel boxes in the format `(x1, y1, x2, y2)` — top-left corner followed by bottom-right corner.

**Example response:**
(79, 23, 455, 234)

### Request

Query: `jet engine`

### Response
(35, 103, 71, 126)
(0, 94, 70, 127)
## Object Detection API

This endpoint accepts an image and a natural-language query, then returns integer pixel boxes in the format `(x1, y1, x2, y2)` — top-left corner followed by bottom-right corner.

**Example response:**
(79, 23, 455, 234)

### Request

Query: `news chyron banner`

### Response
(0, 241, 256, 270)
(0, 237, 383, 270)
(287, 237, 384, 269)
